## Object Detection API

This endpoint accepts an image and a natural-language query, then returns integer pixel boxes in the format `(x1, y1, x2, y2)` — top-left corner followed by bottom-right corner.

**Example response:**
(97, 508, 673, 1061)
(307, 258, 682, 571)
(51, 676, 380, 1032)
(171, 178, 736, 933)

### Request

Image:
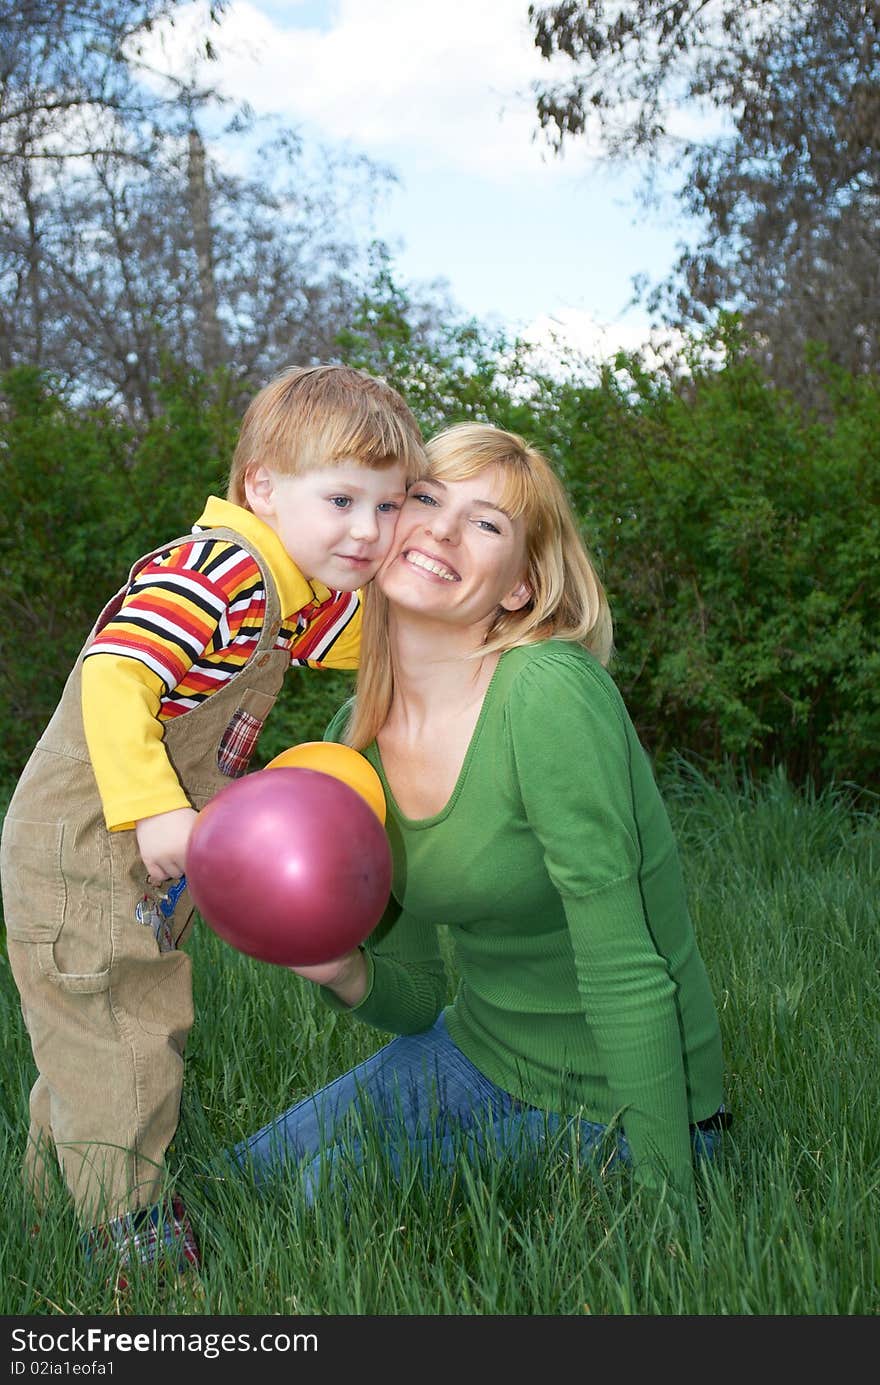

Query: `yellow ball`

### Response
(264, 741, 386, 824)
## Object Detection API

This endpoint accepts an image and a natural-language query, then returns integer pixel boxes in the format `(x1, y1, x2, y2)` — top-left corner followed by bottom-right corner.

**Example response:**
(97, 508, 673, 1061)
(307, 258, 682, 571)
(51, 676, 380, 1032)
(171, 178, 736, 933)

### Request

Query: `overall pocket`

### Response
(216, 687, 277, 777)
(0, 818, 66, 943)
(2, 816, 112, 991)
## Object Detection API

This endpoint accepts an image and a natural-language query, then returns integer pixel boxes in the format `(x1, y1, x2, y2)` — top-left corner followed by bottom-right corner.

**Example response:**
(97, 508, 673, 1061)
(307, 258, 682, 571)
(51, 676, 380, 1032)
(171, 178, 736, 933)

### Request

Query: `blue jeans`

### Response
(230, 1012, 722, 1201)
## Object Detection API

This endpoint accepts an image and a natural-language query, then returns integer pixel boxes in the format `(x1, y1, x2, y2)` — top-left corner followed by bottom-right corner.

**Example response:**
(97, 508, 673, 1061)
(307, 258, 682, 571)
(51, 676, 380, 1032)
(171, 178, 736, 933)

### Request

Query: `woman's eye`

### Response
(410, 492, 438, 506)
(476, 519, 501, 534)
(329, 496, 352, 509)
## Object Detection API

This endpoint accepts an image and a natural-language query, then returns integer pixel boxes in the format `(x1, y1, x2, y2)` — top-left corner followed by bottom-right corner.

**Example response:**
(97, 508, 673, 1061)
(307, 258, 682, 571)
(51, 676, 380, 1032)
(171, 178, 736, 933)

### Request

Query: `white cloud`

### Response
(520, 308, 680, 370)
(519, 308, 727, 381)
(133, 3, 702, 337)
(137, 0, 600, 179)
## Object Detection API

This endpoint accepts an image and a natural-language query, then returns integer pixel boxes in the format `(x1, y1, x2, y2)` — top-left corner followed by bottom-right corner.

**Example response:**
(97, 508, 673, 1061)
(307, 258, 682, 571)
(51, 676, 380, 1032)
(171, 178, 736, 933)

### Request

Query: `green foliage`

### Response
(1, 367, 136, 780)
(536, 317, 880, 785)
(0, 364, 239, 781)
(335, 247, 544, 440)
(1, 306, 878, 790)
(252, 669, 357, 768)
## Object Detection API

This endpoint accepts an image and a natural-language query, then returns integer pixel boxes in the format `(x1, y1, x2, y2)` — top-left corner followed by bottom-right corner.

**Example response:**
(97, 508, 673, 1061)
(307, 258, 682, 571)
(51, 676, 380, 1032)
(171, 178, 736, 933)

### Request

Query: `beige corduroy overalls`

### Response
(1, 526, 290, 1225)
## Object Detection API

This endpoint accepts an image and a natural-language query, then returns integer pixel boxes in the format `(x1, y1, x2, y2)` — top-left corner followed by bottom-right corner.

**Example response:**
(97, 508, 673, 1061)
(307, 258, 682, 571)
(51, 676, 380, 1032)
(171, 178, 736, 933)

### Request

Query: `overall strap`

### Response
(92, 524, 284, 648)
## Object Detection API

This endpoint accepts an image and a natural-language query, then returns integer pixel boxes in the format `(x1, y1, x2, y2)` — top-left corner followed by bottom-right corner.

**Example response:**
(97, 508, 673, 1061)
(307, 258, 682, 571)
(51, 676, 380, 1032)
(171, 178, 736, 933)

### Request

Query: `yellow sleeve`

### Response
(81, 655, 192, 830)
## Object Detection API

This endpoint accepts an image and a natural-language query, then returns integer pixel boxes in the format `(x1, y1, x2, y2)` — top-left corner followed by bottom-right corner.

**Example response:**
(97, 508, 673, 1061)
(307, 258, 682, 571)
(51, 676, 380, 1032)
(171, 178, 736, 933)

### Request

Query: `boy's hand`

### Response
(135, 807, 199, 883)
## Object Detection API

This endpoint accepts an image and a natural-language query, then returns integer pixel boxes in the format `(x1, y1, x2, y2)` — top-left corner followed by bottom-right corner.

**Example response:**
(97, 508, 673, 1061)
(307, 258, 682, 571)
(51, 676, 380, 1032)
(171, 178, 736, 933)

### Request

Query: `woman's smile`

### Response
(402, 548, 461, 582)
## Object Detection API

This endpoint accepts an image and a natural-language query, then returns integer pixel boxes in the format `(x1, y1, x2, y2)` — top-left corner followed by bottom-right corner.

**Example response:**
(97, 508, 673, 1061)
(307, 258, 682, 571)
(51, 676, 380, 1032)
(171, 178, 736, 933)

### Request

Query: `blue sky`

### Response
(148, 0, 696, 360)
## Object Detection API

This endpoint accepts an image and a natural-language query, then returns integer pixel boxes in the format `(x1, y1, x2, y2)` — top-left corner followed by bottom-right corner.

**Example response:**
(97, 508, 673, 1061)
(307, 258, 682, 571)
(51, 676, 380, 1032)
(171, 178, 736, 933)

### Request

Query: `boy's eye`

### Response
(377, 501, 401, 513)
(329, 496, 352, 509)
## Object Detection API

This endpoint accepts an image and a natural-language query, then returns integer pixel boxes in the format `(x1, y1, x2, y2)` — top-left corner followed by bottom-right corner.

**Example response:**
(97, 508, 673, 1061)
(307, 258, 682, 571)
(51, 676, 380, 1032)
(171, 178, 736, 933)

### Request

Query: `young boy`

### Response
(0, 363, 424, 1283)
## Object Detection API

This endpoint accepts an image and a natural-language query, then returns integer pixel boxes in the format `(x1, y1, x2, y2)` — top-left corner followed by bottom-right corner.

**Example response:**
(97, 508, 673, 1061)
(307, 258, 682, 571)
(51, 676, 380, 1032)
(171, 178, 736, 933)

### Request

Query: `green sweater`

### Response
(323, 640, 724, 1192)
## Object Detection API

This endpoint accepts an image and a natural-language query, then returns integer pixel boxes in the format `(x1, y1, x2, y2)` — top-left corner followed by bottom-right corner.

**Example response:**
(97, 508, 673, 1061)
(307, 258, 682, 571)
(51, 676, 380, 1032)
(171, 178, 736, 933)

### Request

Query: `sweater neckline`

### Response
(372, 654, 505, 830)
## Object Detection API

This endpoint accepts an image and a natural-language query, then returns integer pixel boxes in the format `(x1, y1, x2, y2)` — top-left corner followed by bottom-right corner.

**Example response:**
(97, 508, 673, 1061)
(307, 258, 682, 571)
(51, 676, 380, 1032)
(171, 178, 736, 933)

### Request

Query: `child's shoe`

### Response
(85, 1195, 200, 1291)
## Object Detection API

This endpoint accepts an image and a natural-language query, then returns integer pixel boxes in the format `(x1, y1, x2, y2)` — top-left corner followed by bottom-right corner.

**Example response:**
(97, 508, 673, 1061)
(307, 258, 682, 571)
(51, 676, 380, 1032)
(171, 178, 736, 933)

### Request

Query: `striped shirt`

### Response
(81, 496, 362, 829)
(85, 535, 360, 719)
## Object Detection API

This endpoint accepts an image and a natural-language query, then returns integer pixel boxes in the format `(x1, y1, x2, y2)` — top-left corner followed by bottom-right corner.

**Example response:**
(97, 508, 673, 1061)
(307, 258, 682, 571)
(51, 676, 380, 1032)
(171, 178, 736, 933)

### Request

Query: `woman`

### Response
(234, 423, 727, 1201)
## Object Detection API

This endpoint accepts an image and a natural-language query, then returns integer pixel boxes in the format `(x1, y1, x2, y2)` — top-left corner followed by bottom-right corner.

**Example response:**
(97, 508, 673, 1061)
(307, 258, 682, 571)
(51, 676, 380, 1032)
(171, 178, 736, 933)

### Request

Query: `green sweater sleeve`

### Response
(320, 894, 448, 1035)
(505, 649, 694, 1195)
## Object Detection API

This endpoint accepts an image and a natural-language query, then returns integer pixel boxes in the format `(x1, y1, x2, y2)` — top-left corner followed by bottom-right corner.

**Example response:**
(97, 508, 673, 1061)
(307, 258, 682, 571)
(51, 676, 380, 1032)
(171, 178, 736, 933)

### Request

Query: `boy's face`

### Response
(245, 459, 408, 590)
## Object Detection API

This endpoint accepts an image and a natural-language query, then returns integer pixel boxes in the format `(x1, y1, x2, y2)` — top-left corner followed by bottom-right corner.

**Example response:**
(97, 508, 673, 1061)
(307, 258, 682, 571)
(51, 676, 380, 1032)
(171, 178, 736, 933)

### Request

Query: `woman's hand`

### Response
(288, 947, 369, 1006)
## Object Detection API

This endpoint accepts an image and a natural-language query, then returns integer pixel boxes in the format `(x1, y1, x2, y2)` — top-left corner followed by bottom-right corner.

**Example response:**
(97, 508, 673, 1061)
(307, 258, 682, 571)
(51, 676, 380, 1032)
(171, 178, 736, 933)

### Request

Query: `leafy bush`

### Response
(2, 315, 877, 791)
(535, 322, 880, 785)
(0, 365, 236, 780)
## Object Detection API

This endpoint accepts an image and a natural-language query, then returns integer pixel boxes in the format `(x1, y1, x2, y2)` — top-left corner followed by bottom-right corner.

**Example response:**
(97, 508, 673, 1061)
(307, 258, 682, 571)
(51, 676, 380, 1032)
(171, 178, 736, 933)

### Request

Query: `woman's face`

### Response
(378, 465, 531, 630)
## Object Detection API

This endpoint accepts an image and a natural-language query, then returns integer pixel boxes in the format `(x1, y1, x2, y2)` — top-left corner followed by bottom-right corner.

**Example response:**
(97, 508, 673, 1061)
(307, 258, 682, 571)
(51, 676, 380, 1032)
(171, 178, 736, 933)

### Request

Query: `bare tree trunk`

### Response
(186, 123, 224, 372)
(21, 156, 43, 362)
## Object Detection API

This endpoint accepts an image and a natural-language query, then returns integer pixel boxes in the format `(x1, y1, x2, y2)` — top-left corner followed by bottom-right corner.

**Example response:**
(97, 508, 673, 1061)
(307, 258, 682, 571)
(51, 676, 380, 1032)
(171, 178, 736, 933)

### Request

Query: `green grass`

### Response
(1, 766, 878, 1315)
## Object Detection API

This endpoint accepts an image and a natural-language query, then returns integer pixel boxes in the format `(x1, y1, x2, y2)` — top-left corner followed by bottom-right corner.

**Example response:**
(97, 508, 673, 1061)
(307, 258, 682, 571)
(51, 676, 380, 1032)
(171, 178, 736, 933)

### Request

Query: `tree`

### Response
(0, 113, 396, 416)
(528, 1, 880, 398)
(0, 1, 224, 164)
(0, 1, 224, 396)
(0, 2, 398, 414)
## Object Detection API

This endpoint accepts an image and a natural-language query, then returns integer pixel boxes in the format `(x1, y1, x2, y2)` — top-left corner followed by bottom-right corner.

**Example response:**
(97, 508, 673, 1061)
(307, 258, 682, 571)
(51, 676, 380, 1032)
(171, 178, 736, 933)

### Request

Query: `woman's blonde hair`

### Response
(227, 364, 426, 505)
(344, 423, 613, 748)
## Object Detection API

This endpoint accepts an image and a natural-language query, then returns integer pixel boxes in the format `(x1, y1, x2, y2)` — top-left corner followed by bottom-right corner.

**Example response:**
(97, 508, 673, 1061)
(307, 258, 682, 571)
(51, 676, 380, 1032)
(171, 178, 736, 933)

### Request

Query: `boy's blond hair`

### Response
(345, 423, 614, 749)
(227, 364, 426, 505)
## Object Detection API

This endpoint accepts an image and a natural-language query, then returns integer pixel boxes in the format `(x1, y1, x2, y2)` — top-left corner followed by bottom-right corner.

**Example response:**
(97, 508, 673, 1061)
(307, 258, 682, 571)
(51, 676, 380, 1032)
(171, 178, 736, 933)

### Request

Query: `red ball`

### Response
(185, 766, 393, 966)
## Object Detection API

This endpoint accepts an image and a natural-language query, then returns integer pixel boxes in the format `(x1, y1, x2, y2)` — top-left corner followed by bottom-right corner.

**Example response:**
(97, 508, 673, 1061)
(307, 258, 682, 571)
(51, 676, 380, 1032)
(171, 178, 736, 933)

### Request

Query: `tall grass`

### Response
(1, 767, 878, 1315)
